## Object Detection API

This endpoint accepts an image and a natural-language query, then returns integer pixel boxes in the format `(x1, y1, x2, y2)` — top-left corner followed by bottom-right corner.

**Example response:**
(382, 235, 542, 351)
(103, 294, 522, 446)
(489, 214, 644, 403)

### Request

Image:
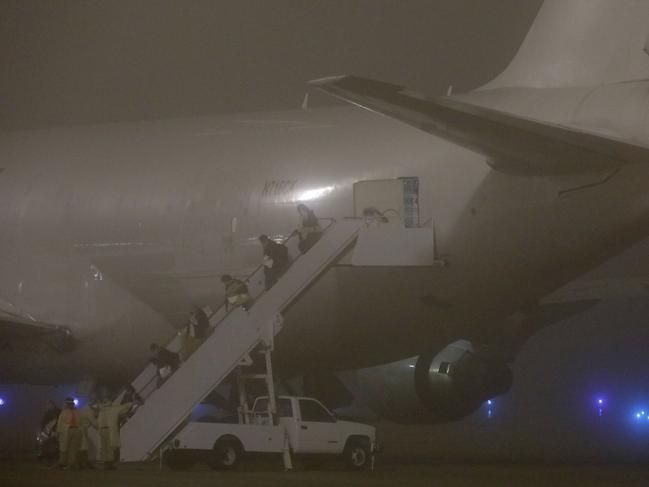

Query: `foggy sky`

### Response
(0, 0, 542, 130)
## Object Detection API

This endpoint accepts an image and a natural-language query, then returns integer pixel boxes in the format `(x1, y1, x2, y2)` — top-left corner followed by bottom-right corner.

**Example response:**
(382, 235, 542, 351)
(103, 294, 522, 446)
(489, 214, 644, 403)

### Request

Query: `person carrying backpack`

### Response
(258, 235, 289, 290)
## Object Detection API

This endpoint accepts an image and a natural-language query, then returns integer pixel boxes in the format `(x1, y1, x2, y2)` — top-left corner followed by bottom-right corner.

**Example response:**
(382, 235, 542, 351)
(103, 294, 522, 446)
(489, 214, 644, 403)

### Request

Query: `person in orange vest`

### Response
(56, 397, 82, 469)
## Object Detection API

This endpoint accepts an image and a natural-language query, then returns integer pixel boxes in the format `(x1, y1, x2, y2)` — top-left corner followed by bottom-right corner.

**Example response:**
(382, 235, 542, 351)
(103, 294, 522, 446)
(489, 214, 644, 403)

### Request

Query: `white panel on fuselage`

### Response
(351, 227, 436, 267)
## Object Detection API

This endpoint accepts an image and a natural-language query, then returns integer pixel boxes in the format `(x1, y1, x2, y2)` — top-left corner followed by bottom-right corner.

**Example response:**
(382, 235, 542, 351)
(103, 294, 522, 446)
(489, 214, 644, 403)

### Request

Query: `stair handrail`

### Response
(125, 218, 336, 401)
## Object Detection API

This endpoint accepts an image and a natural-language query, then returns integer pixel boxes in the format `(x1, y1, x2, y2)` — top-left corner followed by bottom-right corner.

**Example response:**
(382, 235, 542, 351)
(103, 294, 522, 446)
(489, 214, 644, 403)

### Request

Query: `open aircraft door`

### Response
(352, 177, 439, 266)
(353, 177, 419, 228)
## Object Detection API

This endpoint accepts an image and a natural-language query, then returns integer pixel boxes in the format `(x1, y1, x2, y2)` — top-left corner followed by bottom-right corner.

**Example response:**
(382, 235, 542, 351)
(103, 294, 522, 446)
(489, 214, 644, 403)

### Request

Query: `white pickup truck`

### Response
(164, 395, 376, 471)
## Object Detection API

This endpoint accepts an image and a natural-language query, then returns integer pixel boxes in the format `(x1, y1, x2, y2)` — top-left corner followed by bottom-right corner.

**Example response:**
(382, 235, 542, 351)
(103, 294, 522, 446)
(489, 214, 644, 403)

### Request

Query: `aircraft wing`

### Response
(0, 307, 76, 354)
(310, 75, 649, 175)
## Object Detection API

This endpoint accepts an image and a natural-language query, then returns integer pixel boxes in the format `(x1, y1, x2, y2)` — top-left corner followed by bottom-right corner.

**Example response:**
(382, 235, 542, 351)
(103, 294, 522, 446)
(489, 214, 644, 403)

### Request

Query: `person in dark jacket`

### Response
(294, 204, 322, 254)
(39, 399, 61, 462)
(121, 384, 143, 406)
(182, 307, 210, 359)
(259, 235, 289, 290)
(189, 307, 209, 338)
(41, 399, 61, 431)
(149, 343, 181, 387)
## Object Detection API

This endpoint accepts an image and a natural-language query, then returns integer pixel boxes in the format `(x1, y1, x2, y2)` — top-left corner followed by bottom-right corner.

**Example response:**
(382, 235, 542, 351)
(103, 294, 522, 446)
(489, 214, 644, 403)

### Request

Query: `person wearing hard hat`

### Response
(97, 399, 135, 470)
(56, 397, 82, 469)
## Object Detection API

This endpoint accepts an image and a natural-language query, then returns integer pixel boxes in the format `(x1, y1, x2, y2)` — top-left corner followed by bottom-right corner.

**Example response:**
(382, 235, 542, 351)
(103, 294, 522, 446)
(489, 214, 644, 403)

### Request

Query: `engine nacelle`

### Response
(348, 340, 512, 423)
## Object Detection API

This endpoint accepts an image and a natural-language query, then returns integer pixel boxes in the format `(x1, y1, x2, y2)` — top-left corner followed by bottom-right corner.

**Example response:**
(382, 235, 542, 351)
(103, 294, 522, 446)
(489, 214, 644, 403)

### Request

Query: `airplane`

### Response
(3, 0, 649, 425)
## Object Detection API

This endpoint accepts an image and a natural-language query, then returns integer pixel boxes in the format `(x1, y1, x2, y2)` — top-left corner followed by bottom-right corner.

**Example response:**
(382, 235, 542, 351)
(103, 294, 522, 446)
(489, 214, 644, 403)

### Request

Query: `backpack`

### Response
(277, 243, 289, 265)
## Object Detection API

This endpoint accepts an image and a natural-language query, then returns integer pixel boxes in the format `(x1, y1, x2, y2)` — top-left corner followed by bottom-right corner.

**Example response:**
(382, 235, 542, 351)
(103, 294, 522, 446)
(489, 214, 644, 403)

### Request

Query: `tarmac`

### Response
(2, 461, 649, 487)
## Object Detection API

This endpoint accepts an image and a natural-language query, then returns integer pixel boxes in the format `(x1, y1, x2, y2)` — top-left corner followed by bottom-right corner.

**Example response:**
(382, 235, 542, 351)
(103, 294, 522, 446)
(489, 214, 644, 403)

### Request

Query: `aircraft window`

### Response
(253, 398, 267, 412)
(299, 399, 335, 423)
(253, 398, 293, 417)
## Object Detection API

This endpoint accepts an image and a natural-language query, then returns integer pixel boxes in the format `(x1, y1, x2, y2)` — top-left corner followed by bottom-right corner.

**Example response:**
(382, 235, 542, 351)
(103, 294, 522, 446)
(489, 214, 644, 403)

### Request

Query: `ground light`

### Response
(0, 397, 4, 406)
(595, 398, 605, 417)
(632, 408, 649, 424)
(485, 399, 494, 419)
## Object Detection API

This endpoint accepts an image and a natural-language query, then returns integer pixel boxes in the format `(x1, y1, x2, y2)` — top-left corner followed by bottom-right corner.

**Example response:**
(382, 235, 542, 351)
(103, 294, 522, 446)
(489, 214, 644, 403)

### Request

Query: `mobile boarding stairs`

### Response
(119, 217, 439, 462)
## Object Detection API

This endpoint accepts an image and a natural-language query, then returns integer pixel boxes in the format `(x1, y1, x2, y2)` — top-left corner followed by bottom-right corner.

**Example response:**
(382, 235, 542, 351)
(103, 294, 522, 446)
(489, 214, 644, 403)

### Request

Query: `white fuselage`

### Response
(2, 81, 649, 384)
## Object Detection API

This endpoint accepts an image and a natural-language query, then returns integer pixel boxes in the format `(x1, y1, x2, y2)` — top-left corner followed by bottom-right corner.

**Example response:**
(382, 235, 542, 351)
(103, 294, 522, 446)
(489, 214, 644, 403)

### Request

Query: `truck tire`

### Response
(164, 450, 195, 471)
(343, 439, 370, 470)
(209, 437, 242, 470)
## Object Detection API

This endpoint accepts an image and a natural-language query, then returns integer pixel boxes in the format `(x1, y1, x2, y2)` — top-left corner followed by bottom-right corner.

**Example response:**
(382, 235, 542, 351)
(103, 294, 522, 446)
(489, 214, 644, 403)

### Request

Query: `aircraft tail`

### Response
(482, 0, 649, 89)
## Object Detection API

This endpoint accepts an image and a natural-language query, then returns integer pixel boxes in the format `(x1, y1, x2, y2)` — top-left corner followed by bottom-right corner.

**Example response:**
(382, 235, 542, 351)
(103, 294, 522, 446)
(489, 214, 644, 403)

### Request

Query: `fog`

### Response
(1, 0, 541, 130)
(6, 0, 649, 463)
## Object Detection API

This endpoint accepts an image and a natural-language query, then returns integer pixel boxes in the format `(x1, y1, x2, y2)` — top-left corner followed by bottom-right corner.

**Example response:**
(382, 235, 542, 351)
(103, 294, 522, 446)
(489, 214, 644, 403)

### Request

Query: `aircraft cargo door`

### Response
(353, 177, 419, 227)
(352, 177, 437, 265)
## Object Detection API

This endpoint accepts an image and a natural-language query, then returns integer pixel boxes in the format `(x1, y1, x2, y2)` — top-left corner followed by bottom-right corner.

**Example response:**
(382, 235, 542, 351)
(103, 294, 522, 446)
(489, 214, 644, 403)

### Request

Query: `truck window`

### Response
(299, 399, 335, 423)
(253, 398, 293, 418)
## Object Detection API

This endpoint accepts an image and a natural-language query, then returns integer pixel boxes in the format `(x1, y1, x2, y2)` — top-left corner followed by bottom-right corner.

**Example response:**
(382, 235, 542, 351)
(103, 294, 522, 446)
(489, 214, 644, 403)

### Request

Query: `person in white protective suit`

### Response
(97, 400, 135, 470)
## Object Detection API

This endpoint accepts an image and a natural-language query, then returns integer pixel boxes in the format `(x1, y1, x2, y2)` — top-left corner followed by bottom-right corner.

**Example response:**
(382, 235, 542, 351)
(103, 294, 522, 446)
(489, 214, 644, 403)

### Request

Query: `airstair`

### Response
(119, 218, 362, 462)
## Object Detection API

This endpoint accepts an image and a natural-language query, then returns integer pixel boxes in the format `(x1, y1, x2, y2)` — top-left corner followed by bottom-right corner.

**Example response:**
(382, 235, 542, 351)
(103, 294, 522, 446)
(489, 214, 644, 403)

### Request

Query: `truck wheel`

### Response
(164, 450, 195, 471)
(209, 438, 242, 470)
(343, 440, 370, 470)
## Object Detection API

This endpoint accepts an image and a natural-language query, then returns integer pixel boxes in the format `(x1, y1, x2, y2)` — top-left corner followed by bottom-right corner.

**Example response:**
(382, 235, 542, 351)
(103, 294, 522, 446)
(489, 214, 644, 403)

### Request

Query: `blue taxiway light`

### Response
(485, 399, 494, 419)
(0, 398, 4, 406)
(594, 398, 606, 417)
(73, 398, 79, 407)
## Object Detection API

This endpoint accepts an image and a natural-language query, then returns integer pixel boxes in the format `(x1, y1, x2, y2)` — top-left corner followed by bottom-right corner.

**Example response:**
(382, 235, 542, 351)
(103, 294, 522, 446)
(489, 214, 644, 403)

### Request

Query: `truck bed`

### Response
(174, 422, 286, 454)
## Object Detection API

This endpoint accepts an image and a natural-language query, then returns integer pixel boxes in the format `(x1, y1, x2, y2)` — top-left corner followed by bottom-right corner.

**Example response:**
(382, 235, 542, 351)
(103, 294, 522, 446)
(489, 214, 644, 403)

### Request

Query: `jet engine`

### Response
(346, 340, 512, 423)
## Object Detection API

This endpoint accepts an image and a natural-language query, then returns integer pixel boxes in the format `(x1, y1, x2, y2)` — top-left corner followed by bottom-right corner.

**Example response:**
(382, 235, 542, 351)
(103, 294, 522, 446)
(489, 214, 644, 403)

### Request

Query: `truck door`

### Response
(296, 399, 341, 454)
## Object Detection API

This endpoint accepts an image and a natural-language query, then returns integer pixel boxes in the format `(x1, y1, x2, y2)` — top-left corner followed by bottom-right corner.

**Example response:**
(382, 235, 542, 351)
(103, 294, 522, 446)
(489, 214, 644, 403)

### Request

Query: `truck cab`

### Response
(252, 395, 375, 458)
